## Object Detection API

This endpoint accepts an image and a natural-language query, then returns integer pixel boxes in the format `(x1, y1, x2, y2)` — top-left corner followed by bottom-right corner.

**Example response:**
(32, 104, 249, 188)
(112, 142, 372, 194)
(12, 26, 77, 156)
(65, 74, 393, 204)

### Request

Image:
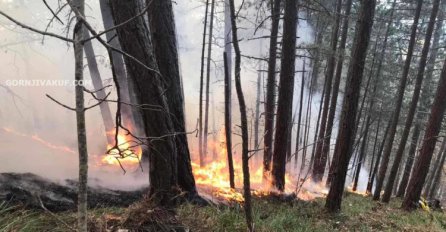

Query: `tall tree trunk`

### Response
(310, 77, 328, 169)
(295, 59, 306, 166)
(254, 69, 261, 150)
(382, 0, 441, 203)
(228, 0, 253, 229)
(98, 0, 139, 135)
(352, 104, 372, 192)
(325, 0, 376, 212)
(263, 0, 281, 180)
(323, 0, 353, 185)
(402, 57, 446, 210)
(366, 116, 392, 194)
(72, 0, 87, 230)
(83, 30, 114, 144)
(223, 0, 234, 189)
(397, 5, 444, 198)
(373, 0, 423, 201)
(203, 0, 216, 162)
(312, 0, 342, 183)
(110, 0, 178, 205)
(366, 107, 383, 194)
(271, 0, 298, 191)
(148, 0, 198, 198)
(198, 0, 210, 166)
(224, 52, 235, 188)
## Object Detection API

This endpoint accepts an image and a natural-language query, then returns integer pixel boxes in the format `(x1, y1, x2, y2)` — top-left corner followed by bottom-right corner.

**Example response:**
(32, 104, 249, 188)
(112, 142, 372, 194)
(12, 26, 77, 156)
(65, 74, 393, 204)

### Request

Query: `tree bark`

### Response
(325, 0, 376, 212)
(382, 0, 441, 203)
(402, 57, 446, 210)
(312, 0, 342, 183)
(110, 0, 178, 205)
(271, 0, 298, 191)
(147, 0, 198, 197)
(72, 0, 87, 230)
(373, 0, 423, 201)
(228, 0, 253, 229)
(263, 0, 281, 180)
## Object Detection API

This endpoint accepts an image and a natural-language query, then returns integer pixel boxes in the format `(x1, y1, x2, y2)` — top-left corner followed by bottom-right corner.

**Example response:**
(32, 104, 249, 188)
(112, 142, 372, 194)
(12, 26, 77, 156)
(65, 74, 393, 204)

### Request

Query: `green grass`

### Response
(1, 193, 445, 231)
(178, 193, 446, 232)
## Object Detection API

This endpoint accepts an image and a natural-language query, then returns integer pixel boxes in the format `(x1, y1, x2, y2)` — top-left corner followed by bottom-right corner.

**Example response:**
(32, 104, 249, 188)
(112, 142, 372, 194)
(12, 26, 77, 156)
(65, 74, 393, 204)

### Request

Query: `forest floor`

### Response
(1, 192, 445, 231)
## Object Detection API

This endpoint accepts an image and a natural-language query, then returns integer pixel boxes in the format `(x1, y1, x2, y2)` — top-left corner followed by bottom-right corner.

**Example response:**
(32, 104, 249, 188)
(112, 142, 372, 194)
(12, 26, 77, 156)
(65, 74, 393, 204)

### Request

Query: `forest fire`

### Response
(101, 131, 142, 166)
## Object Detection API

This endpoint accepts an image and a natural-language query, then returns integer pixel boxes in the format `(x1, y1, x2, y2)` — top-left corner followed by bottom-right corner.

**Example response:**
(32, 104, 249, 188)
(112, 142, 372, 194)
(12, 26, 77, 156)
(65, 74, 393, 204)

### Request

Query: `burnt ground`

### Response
(0, 172, 147, 211)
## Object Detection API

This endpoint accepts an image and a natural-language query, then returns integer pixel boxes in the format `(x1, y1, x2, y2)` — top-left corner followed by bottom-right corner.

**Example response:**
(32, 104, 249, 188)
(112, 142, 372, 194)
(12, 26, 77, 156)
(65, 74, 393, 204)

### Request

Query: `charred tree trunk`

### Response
(148, 0, 198, 197)
(198, 0, 210, 166)
(382, 0, 441, 203)
(224, 52, 235, 189)
(271, 0, 298, 191)
(373, 0, 423, 201)
(110, 0, 178, 205)
(312, 0, 342, 183)
(203, 0, 216, 162)
(228, 0, 253, 229)
(325, 0, 376, 212)
(263, 0, 281, 180)
(402, 57, 446, 210)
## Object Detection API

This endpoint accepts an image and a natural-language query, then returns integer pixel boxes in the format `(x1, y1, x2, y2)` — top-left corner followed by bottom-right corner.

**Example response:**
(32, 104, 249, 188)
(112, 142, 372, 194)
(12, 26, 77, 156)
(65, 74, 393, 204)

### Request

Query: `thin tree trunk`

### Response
(352, 104, 372, 192)
(382, 0, 441, 203)
(295, 59, 306, 166)
(98, 0, 138, 135)
(428, 147, 446, 199)
(366, 107, 383, 194)
(397, 5, 444, 198)
(366, 116, 392, 194)
(198, 0, 210, 166)
(324, 0, 353, 185)
(83, 30, 114, 144)
(310, 77, 328, 170)
(263, 0, 281, 180)
(325, 0, 376, 212)
(271, 0, 298, 191)
(373, 0, 423, 201)
(402, 57, 446, 210)
(203, 0, 216, 162)
(224, 52, 235, 188)
(254, 69, 261, 150)
(72, 0, 87, 230)
(228, 0, 253, 229)
(312, 0, 342, 183)
(423, 139, 446, 197)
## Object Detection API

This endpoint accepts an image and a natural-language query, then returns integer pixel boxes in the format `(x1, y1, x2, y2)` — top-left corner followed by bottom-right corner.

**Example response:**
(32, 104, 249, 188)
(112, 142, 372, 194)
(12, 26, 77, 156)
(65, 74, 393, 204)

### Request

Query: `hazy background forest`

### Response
(1, 0, 446, 231)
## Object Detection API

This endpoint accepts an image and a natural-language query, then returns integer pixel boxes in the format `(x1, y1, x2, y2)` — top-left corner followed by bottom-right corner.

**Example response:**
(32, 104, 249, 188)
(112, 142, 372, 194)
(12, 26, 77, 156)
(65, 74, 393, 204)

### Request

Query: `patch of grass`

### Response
(178, 193, 446, 232)
(1, 193, 445, 231)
